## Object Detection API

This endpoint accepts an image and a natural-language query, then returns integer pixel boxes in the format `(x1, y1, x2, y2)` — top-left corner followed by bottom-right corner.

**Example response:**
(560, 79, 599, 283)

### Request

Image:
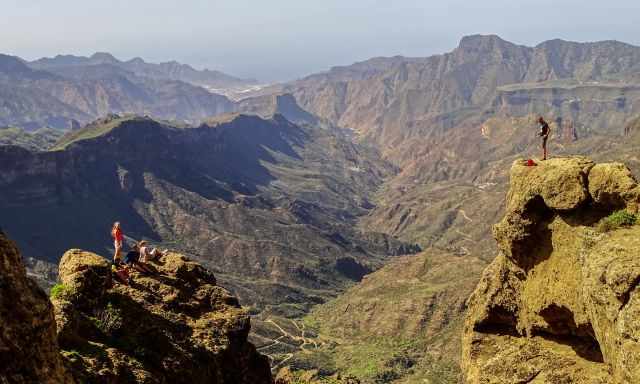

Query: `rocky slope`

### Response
(0, 231, 73, 383)
(53, 248, 272, 383)
(463, 157, 640, 383)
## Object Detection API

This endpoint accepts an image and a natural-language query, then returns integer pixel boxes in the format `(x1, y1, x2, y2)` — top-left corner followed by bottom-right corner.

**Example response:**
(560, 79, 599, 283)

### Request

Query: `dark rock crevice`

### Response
(473, 305, 519, 336)
(532, 304, 604, 363)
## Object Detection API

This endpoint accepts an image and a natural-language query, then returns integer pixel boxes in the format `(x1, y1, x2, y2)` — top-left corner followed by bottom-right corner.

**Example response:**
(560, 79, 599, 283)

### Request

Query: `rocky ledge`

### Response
(463, 157, 640, 383)
(0, 230, 273, 384)
(52, 249, 273, 383)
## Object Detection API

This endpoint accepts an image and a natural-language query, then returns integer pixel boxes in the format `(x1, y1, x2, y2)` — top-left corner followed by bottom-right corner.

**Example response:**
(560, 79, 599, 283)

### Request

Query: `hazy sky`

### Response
(2, 0, 639, 82)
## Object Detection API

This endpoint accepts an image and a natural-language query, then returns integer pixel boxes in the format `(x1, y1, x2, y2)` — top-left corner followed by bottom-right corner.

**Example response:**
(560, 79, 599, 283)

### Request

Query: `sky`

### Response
(1, 0, 639, 82)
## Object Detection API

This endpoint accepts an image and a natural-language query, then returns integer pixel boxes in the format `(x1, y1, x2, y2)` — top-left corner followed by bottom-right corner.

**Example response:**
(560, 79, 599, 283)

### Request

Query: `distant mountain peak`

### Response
(457, 34, 515, 52)
(0, 53, 27, 69)
(89, 52, 119, 63)
(127, 57, 145, 65)
(459, 34, 505, 45)
(0, 53, 55, 79)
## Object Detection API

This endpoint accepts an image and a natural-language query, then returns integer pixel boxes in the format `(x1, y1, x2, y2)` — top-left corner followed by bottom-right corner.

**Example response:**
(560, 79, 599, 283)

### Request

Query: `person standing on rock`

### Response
(111, 222, 124, 263)
(538, 116, 551, 160)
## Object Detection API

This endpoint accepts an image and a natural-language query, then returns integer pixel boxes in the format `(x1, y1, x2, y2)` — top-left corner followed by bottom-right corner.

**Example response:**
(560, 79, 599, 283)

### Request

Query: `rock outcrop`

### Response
(0, 231, 74, 384)
(463, 157, 640, 383)
(51, 249, 273, 383)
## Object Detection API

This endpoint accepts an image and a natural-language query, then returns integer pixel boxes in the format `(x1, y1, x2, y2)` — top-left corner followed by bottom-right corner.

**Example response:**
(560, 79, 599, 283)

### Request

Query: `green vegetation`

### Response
(597, 210, 637, 233)
(330, 338, 420, 382)
(50, 283, 72, 300)
(50, 115, 141, 150)
(0, 127, 65, 151)
(63, 350, 82, 360)
(90, 303, 124, 337)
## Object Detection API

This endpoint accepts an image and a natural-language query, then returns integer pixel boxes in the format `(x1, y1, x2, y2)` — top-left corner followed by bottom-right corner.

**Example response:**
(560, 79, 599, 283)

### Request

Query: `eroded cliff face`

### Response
(463, 157, 640, 383)
(0, 232, 74, 384)
(52, 249, 273, 384)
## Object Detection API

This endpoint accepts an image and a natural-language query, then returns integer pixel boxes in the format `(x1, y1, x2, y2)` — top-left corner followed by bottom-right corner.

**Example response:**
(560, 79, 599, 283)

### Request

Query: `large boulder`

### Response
(463, 157, 640, 383)
(507, 157, 594, 211)
(588, 162, 640, 212)
(58, 249, 112, 307)
(0, 232, 74, 384)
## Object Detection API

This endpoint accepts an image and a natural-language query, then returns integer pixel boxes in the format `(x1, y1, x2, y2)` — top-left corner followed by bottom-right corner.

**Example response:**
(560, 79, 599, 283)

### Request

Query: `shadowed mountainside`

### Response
(0, 113, 417, 320)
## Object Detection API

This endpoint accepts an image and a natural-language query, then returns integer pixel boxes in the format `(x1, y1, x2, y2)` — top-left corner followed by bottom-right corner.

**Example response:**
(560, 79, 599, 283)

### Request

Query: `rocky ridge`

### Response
(463, 157, 640, 383)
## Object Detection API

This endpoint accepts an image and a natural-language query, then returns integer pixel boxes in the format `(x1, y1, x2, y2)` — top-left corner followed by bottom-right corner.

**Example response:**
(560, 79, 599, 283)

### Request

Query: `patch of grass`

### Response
(290, 350, 337, 376)
(50, 115, 146, 150)
(597, 210, 637, 233)
(0, 127, 65, 151)
(320, 338, 420, 381)
(50, 283, 72, 300)
(63, 341, 110, 361)
(63, 349, 83, 361)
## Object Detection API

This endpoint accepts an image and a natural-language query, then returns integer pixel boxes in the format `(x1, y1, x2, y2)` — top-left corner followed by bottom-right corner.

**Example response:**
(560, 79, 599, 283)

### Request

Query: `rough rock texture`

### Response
(463, 157, 640, 383)
(0, 232, 73, 384)
(52, 249, 273, 384)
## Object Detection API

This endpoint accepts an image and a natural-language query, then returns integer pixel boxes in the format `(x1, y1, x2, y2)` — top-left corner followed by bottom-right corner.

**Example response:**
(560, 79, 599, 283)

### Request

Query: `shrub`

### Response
(92, 303, 124, 336)
(50, 283, 71, 300)
(597, 210, 637, 233)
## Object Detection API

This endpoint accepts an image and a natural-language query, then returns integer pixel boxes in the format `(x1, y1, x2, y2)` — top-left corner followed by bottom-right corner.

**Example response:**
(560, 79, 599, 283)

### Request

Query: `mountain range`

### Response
(3, 34, 640, 383)
(0, 52, 259, 130)
(30, 52, 257, 89)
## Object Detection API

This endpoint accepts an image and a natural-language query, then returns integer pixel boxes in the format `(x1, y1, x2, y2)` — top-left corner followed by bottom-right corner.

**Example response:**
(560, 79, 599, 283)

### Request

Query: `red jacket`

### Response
(112, 228, 123, 242)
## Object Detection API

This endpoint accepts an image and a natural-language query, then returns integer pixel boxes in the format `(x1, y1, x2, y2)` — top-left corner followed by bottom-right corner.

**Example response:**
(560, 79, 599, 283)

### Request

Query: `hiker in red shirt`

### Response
(538, 116, 551, 160)
(111, 222, 124, 263)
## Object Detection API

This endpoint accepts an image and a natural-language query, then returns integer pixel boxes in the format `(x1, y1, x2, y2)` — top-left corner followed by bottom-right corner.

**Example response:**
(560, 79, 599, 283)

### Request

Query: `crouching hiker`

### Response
(138, 240, 167, 263)
(124, 244, 154, 275)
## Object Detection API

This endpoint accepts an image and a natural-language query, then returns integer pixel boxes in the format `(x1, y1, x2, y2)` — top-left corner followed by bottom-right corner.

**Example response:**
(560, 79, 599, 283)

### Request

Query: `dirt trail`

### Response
(264, 318, 320, 351)
(259, 317, 326, 372)
(458, 209, 473, 222)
